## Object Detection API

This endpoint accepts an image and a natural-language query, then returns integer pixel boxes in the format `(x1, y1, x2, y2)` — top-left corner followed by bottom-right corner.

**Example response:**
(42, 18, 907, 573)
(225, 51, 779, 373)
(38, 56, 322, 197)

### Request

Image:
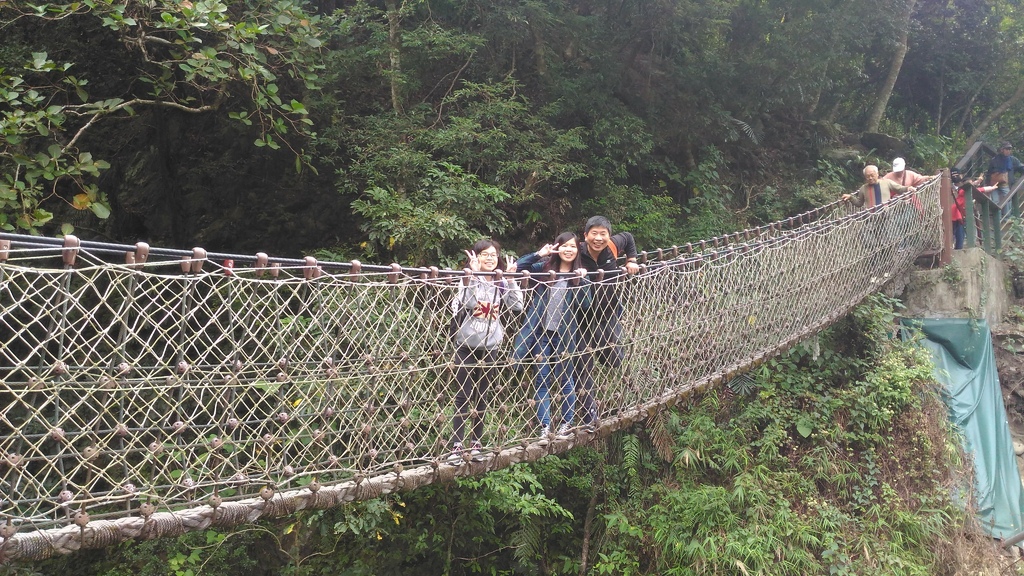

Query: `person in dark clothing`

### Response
(986, 142, 1024, 187)
(985, 142, 1024, 217)
(574, 216, 640, 429)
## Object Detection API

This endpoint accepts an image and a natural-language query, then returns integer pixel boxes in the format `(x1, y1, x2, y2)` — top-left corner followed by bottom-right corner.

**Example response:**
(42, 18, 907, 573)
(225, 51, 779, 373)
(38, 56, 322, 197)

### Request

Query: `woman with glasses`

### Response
(448, 239, 523, 462)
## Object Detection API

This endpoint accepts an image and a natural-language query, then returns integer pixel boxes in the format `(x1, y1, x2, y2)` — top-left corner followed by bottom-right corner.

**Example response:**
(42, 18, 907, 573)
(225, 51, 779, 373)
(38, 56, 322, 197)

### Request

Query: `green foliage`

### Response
(28, 528, 262, 576)
(0, 0, 1021, 254)
(581, 183, 682, 249)
(677, 146, 738, 241)
(0, 55, 113, 231)
(1000, 219, 1024, 275)
(352, 161, 510, 265)
(327, 74, 590, 258)
(0, 0, 324, 233)
(941, 261, 964, 285)
(276, 462, 579, 575)
(908, 133, 956, 174)
(592, 295, 979, 575)
(740, 155, 850, 228)
(816, 157, 863, 192)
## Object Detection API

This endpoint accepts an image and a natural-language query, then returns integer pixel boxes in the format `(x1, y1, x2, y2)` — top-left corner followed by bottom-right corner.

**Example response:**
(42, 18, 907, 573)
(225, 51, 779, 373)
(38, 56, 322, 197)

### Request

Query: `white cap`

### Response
(892, 157, 906, 172)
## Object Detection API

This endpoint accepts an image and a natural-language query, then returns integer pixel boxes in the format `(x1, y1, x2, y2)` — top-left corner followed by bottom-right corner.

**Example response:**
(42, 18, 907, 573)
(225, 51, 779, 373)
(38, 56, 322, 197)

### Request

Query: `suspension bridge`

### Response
(0, 176, 948, 562)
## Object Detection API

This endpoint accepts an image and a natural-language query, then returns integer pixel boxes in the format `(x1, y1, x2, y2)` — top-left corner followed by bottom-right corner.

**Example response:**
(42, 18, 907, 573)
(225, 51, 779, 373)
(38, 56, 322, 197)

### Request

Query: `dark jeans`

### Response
(573, 329, 602, 426)
(992, 185, 1010, 219)
(451, 346, 499, 445)
(535, 330, 575, 427)
(572, 354, 599, 425)
(953, 220, 965, 250)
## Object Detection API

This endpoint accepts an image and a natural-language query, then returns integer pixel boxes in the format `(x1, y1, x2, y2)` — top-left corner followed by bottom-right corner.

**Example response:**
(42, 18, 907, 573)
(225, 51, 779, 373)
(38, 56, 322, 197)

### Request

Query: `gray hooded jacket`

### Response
(451, 277, 524, 350)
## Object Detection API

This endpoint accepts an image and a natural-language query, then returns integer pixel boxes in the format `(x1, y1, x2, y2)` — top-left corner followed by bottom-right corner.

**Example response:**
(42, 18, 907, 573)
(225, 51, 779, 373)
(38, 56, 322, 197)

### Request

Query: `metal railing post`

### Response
(992, 201, 1003, 252)
(1012, 177, 1024, 221)
(965, 183, 977, 248)
(981, 201, 992, 253)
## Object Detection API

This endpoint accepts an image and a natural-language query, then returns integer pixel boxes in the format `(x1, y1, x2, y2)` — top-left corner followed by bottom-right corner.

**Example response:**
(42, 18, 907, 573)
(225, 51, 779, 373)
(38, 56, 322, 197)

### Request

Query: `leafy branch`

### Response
(0, 0, 325, 232)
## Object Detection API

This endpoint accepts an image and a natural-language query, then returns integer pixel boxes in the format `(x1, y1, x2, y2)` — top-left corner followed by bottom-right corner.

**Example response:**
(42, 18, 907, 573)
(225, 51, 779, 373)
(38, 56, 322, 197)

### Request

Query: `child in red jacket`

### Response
(951, 168, 999, 249)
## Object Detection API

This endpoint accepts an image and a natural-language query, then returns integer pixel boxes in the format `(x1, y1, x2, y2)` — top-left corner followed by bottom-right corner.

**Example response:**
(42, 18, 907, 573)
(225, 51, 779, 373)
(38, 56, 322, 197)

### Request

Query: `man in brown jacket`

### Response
(842, 165, 915, 208)
(841, 165, 917, 280)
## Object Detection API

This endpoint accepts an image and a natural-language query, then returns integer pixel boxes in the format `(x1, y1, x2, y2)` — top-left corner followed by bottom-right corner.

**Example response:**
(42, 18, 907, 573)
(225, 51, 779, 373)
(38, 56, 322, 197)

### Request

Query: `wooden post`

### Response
(940, 169, 953, 265)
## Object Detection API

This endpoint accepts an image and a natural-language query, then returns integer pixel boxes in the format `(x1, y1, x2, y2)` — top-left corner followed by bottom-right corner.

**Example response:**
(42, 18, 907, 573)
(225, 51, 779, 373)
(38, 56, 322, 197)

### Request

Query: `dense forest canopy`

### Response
(1, 0, 1022, 264)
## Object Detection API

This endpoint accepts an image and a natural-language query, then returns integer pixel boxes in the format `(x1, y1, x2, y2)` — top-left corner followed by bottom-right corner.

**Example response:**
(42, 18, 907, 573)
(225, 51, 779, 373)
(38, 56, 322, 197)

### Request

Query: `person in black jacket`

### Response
(574, 216, 640, 430)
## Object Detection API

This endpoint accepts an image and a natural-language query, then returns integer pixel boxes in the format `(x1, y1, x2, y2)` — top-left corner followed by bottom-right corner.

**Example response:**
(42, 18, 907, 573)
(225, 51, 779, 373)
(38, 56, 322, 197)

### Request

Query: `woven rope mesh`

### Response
(0, 179, 941, 560)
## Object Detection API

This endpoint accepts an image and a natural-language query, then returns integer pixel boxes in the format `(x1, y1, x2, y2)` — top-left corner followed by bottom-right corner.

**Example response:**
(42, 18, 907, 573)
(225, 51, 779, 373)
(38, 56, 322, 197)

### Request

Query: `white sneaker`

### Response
(537, 424, 550, 446)
(447, 442, 464, 464)
(556, 423, 572, 439)
(470, 441, 483, 462)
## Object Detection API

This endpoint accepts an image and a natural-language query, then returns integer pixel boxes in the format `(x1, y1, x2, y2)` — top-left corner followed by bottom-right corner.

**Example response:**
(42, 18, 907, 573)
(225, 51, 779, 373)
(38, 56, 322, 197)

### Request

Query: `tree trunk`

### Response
(530, 19, 547, 79)
(578, 464, 602, 576)
(864, 0, 916, 133)
(808, 60, 829, 117)
(956, 71, 993, 136)
(966, 76, 1024, 148)
(935, 11, 947, 134)
(385, 0, 404, 115)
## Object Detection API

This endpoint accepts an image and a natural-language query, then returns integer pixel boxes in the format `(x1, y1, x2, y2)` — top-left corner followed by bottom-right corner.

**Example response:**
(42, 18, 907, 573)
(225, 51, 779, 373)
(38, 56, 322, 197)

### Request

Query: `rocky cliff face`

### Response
(993, 323, 1024, 482)
(901, 248, 1009, 327)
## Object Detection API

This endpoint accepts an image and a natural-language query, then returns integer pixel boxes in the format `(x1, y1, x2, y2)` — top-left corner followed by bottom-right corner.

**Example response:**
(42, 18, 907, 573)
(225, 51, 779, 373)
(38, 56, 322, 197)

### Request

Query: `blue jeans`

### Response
(991, 186, 1010, 218)
(953, 220, 965, 250)
(535, 331, 576, 427)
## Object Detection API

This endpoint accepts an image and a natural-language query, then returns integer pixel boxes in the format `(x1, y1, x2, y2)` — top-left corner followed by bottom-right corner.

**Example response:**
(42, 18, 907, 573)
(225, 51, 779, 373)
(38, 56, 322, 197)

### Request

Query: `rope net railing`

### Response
(0, 177, 941, 561)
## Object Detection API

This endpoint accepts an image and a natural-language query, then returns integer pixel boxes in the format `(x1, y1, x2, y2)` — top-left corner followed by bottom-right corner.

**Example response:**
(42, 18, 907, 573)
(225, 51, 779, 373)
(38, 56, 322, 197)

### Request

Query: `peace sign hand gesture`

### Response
(465, 250, 481, 272)
(537, 243, 559, 258)
(505, 255, 517, 273)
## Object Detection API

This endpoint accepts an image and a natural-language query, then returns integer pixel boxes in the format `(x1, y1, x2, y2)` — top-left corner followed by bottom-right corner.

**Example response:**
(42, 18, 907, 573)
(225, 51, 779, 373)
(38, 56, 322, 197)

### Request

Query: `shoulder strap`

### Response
(608, 239, 618, 259)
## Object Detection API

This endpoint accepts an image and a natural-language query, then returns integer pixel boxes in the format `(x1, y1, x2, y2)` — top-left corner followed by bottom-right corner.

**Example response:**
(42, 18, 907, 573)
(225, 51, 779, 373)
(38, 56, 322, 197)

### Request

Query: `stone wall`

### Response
(901, 247, 1010, 326)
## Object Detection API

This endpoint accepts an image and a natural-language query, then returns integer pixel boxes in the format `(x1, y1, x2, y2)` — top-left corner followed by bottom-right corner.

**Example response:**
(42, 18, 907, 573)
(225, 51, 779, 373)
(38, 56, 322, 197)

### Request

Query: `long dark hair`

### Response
(543, 232, 582, 273)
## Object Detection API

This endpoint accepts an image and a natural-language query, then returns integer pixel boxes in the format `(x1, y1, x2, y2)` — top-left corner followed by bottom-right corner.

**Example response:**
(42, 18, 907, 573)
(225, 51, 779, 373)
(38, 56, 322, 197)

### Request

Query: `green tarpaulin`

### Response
(909, 318, 1024, 539)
